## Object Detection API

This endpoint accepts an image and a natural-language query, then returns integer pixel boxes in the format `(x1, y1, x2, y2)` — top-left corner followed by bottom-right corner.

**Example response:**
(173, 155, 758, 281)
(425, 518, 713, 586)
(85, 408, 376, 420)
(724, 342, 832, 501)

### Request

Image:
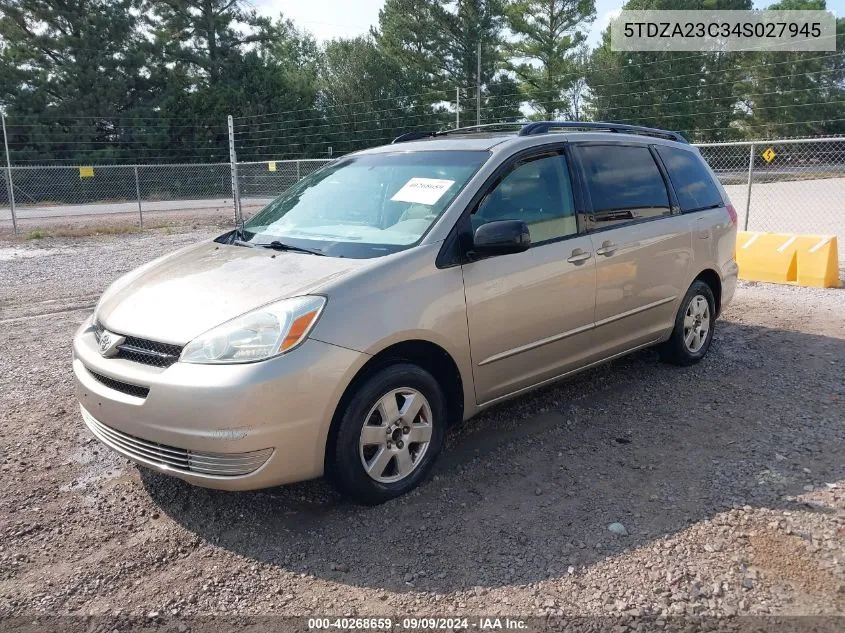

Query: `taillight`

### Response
(726, 203, 738, 225)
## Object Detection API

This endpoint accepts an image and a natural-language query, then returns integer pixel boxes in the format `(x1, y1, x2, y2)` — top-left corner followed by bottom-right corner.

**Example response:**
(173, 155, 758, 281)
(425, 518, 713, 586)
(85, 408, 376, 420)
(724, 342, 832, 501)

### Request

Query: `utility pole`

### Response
(476, 41, 482, 126)
(456, 87, 460, 129)
(227, 115, 241, 226)
(1, 113, 17, 234)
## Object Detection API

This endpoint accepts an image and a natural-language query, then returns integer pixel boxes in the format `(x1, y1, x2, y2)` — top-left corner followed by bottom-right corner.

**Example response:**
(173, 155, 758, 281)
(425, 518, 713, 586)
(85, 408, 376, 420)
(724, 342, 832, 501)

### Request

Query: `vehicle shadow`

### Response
(142, 319, 845, 593)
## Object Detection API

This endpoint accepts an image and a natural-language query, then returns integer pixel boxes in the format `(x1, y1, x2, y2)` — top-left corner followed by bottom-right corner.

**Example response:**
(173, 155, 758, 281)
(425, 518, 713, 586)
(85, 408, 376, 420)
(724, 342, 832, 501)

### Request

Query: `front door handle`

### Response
(595, 240, 617, 256)
(567, 248, 592, 264)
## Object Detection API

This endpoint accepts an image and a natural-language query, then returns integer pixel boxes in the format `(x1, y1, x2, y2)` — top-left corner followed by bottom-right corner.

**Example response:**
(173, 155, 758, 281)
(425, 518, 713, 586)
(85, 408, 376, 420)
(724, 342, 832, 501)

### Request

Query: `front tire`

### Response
(659, 280, 716, 366)
(328, 363, 447, 505)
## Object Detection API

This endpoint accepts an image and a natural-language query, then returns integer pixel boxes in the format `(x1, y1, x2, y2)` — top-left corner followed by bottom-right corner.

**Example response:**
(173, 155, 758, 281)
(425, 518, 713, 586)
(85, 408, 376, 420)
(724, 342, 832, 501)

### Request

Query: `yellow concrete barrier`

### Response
(796, 235, 841, 288)
(736, 231, 840, 288)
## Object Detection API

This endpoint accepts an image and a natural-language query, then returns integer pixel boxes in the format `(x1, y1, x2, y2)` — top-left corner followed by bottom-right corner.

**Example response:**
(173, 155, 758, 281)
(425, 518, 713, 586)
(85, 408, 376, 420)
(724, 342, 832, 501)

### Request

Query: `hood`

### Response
(96, 241, 371, 344)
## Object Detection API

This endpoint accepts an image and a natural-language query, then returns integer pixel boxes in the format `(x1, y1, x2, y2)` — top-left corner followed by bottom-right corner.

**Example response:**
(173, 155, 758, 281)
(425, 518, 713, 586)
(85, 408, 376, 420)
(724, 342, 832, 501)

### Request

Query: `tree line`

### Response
(0, 0, 842, 165)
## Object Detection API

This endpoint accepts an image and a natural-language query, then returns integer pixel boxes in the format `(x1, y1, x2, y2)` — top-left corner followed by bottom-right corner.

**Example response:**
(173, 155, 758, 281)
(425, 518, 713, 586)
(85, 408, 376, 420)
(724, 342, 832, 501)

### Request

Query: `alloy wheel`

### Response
(358, 388, 433, 484)
(683, 294, 711, 353)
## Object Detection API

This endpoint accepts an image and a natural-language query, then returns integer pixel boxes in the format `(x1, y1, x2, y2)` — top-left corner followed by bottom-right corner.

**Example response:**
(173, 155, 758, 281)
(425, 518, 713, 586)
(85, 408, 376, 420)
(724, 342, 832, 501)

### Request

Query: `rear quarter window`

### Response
(655, 146, 723, 213)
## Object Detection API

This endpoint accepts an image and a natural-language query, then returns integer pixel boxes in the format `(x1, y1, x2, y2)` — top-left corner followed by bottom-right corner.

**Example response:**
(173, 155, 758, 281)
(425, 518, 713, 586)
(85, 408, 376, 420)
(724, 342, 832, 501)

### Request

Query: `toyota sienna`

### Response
(73, 121, 738, 504)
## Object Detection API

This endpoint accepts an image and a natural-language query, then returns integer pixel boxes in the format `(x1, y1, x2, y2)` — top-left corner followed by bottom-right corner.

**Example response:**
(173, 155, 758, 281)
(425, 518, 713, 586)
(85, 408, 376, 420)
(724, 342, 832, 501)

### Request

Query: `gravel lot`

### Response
(1, 228, 843, 625)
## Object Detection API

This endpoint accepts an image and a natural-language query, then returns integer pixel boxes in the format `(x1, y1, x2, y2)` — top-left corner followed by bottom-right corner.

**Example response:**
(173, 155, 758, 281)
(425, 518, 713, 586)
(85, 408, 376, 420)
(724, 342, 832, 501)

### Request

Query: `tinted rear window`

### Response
(656, 146, 723, 212)
(579, 145, 670, 228)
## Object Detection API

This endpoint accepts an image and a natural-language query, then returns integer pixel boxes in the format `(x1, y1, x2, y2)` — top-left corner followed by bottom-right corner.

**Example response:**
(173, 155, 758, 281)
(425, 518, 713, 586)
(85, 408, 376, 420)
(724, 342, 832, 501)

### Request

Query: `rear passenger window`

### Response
(655, 146, 723, 212)
(579, 145, 671, 229)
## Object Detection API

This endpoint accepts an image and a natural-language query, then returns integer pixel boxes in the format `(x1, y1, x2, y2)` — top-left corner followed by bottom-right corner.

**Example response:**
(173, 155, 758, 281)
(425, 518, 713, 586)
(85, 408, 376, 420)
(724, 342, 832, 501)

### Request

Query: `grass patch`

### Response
(19, 223, 178, 240)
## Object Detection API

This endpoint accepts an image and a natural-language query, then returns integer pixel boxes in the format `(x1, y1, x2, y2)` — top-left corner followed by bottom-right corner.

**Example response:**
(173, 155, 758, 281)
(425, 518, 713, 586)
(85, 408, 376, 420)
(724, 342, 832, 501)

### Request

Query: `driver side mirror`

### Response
(470, 220, 531, 258)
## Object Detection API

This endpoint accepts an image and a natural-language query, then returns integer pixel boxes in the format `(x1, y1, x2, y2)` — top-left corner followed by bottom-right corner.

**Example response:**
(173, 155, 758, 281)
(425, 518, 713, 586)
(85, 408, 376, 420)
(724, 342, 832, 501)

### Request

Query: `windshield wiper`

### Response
(232, 237, 325, 256)
(254, 240, 325, 256)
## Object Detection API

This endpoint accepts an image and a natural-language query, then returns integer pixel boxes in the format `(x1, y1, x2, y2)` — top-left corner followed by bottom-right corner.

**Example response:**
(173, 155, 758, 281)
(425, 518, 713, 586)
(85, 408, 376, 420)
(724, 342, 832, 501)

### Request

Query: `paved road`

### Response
(711, 163, 845, 181)
(723, 177, 845, 259)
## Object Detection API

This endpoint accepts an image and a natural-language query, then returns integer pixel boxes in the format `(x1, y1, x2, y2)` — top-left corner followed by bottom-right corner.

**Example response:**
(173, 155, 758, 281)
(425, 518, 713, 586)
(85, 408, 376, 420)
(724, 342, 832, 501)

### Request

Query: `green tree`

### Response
(587, 0, 753, 141)
(140, 1, 321, 161)
(146, 0, 279, 85)
(505, 0, 596, 118)
(563, 46, 591, 121)
(0, 0, 159, 163)
(483, 74, 524, 122)
(373, 0, 448, 93)
(375, 0, 508, 127)
(733, 0, 845, 137)
(316, 36, 449, 153)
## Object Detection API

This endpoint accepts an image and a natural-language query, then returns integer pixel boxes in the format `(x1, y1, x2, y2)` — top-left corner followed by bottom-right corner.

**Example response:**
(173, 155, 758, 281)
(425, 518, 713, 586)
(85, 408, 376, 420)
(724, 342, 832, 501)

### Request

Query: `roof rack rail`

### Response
(392, 120, 688, 144)
(392, 131, 439, 144)
(443, 122, 527, 135)
(519, 121, 688, 143)
(392, 122, 528, 144)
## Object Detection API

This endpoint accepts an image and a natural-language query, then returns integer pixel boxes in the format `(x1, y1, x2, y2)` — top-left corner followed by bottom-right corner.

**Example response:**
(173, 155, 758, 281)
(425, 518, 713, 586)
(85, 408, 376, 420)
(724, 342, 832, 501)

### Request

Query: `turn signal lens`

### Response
(281, 310, 320, 351)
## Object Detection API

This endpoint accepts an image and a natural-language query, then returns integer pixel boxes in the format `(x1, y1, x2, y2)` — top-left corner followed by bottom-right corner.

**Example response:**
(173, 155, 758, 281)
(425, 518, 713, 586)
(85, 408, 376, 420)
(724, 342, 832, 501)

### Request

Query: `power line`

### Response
(7, 121, 226, 131)
(232, 51, 843, 123)
(232, 55, 843, 133)
(229, 100, 843, 155)
(227, 82, 840, 148)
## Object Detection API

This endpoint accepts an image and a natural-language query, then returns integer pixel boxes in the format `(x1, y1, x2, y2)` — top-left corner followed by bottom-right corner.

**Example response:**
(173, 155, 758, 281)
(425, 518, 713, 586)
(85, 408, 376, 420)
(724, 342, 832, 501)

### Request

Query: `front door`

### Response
(462, 149, 597, 405)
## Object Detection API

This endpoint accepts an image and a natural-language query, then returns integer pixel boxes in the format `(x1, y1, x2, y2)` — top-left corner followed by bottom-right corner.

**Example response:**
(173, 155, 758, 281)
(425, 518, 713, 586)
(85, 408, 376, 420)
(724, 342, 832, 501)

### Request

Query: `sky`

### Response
(253, 0, 842, 48)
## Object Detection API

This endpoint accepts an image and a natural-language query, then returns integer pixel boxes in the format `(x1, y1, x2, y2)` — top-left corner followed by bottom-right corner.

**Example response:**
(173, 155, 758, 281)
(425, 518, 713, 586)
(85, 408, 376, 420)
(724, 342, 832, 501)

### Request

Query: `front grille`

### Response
(81, 407, 273, 477)
(88, 370, 150, 399)
(94, 321, 183, 368)
(117, 336, 183, 368)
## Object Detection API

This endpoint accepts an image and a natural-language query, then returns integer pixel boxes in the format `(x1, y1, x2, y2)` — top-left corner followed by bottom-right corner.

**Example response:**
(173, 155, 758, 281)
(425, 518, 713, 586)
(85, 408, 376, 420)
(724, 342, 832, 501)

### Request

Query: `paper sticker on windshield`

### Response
(390, 178, 455, 206)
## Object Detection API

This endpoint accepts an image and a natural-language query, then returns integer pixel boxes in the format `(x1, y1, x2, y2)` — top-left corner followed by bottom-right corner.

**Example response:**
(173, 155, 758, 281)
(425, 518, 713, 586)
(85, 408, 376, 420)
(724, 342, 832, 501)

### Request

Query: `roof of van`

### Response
(357, 131, 694, 156)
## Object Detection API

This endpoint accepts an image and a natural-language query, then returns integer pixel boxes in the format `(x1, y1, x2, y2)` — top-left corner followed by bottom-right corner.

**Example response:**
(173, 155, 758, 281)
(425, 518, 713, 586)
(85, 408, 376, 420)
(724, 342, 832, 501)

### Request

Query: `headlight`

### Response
(180, 296, 326, 364)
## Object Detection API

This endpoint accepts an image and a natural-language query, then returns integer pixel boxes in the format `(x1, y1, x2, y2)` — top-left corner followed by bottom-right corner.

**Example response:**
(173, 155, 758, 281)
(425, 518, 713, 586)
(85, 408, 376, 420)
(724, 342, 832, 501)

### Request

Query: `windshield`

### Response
(241, 150, 489, 258)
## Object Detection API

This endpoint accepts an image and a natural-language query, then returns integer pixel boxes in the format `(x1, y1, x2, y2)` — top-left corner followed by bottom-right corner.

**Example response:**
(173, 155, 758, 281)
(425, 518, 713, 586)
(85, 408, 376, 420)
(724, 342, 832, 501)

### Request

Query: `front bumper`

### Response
(73, 316, 367, 490)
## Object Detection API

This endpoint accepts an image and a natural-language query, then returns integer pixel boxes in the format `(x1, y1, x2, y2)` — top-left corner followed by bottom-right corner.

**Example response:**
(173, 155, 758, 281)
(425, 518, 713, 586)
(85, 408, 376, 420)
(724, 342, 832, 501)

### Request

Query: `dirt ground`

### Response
(1, 227, 843, 628)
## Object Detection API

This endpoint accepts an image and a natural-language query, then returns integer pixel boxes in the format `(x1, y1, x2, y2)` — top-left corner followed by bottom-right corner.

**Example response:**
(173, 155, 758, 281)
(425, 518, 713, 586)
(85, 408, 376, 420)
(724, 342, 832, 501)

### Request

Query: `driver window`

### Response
(472, 153, 577, 243)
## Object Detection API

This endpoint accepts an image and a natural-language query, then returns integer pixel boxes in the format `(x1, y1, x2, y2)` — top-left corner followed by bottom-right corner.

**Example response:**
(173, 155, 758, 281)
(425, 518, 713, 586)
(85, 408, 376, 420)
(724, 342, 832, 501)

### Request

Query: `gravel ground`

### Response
(1, 228, 844, 626)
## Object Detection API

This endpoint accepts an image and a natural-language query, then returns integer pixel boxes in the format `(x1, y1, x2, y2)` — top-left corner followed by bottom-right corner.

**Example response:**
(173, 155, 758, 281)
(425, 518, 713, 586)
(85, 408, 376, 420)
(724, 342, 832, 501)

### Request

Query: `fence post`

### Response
(744, 142, 754, 231)
(227, 115, 242, 225)
(1, 113, 17, 234)
(134, 165, 143, 228)
(296, 160, 301, 181)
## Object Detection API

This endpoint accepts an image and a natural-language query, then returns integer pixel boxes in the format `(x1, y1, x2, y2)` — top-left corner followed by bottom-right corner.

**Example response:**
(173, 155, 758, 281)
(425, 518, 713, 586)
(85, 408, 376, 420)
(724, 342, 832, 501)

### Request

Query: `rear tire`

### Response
(658, 280, 716, 366)
(328, 363, 446, 505)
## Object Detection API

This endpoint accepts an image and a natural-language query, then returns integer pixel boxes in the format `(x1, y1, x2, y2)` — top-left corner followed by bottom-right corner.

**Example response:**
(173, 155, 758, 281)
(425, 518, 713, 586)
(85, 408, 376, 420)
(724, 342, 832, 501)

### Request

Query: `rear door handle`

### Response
(567, 249, 592, 264)
(595, 240, 617, 256)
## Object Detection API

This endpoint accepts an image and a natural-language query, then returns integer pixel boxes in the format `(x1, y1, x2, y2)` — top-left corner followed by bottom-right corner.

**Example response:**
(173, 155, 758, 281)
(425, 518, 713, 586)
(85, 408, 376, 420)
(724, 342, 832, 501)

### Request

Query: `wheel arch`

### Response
(693, 268, 722, 316)
(324, 338, 466, 475)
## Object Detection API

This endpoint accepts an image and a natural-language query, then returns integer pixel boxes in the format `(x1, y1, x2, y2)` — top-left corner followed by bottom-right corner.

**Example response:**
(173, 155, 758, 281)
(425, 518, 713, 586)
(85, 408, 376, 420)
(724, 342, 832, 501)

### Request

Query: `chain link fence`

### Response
(236, 159, 332, 216)
(699, 137, 845, 243)
(1, 139, 843, 261)
(0, 164, 9, 216)
(0, 160, 332, 228)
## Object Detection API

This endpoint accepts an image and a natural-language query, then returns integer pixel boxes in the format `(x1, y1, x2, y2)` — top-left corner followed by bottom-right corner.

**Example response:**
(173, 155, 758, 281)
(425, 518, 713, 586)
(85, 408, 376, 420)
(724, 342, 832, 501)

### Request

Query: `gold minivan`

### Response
(73, 122, 738, 504)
